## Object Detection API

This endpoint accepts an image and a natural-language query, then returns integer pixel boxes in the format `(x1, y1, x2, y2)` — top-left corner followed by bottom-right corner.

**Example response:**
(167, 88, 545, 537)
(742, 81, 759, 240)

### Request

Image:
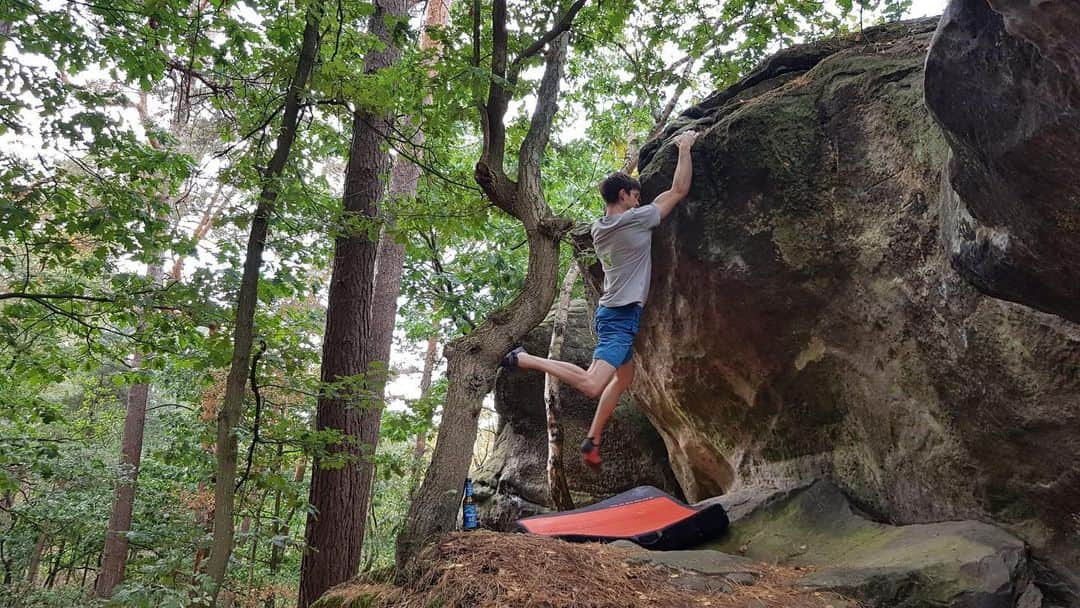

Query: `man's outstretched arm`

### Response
(653, 130, 698, 220)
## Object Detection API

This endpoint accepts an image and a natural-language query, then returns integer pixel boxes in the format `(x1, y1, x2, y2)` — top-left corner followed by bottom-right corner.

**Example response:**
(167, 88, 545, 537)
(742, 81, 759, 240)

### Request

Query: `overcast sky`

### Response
(907, 0, 946, 18)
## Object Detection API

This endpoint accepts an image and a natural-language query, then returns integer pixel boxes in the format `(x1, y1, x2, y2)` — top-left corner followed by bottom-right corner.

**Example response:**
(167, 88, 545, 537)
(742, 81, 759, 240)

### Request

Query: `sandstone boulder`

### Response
(614, 15, 1079, 593)
(703, 481, 1033, 607)
(924, 0, 1080, 323)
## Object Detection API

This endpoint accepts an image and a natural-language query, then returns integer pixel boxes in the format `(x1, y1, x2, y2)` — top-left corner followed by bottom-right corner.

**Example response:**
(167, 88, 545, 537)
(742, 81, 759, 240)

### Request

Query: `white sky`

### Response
(907, 0, 946, 17)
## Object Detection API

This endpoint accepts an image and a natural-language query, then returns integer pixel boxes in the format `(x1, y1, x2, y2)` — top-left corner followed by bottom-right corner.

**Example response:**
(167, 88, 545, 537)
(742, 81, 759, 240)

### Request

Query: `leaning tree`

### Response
(395, 0, 590, 566)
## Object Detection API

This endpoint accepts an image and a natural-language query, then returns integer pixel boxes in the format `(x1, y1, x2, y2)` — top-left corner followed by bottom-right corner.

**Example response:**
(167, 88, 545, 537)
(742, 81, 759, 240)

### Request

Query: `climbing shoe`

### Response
(500, 346, 526, 370)
(581, 436, 602, 469)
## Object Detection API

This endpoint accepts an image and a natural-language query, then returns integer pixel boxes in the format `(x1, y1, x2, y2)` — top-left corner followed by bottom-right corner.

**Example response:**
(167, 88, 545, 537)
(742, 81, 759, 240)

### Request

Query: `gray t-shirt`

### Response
(591, 204, 661, 307)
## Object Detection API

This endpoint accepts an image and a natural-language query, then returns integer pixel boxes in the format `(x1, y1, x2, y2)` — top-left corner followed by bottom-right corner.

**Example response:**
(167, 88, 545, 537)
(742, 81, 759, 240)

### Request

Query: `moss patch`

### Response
(702, 482, 1025, 605)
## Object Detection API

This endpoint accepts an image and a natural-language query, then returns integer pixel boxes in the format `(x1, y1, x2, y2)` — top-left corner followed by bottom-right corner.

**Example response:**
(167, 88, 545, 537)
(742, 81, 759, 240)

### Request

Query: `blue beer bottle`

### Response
(462, 478, 478, 530)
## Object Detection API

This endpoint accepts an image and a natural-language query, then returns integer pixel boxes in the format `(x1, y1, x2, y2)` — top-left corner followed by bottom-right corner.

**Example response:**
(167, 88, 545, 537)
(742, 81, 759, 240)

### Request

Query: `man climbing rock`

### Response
(501, 129, 699, 469)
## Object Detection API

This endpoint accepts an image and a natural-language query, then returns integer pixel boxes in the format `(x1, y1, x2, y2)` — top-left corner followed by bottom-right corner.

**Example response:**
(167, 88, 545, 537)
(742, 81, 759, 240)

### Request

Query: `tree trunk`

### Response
(395, 0, 453, 501)
(396, 13, 579, 567)
(206, 4, 323, 601)
(247, 491, 267, 586)
(545, 265, 577, 511)
(26, 531, 46, 587)
(237, 516, 250, 545)
(61, 542, 82, 586)
(94, 320, 157, 597)
(44, 539, 65, 588)
(191, 480, 213, 578)
(79, 551, 91, 589)
(96, 59, 185, 600)
(369, 0, 452, 372)
(296, 2, 407, 605)
(397, 228, 567, 566)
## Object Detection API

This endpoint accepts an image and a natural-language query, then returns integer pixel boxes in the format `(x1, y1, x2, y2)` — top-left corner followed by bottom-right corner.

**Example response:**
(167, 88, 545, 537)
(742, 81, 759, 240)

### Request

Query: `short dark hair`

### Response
(599, 172, 641, 204)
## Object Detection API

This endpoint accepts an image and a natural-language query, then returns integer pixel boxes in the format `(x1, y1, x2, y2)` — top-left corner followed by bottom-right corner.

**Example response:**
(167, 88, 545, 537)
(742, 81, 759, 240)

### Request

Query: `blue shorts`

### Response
(592, 303, 643, 368)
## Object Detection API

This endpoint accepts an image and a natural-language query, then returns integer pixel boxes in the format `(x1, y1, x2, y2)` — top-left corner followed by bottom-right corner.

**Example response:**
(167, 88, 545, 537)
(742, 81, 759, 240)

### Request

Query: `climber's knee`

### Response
(580, 361, 616, 399)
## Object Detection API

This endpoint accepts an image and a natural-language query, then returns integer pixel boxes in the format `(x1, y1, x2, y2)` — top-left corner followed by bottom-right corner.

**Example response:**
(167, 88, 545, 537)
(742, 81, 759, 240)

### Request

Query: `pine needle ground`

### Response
(316, 531, 859, 608)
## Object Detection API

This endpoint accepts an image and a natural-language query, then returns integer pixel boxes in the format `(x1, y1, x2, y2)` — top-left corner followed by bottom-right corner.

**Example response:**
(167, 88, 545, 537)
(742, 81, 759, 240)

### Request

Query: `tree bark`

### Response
(26, 531, 46, 587)
(94, 348, 154, 596)
(296, 2, 407, 605)
(396, 17, 579, 568)
(206, 3, 323, 601)
(370, 0, 452, 372)
(545, 264, 577, 511)
(44, 539, 65, 588)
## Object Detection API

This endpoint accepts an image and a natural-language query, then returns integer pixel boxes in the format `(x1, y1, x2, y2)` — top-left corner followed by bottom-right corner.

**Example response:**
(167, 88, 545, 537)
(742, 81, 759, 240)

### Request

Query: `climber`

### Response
(501, 129, 699, 469)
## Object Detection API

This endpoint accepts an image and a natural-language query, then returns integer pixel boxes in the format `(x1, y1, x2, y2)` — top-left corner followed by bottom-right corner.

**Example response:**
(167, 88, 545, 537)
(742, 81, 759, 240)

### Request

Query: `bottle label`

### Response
(463, 504, 478, 530)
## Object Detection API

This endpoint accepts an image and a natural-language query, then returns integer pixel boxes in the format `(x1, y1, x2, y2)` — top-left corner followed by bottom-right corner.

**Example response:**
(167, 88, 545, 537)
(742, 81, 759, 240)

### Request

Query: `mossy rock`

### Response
(703, 481, 1027, 607)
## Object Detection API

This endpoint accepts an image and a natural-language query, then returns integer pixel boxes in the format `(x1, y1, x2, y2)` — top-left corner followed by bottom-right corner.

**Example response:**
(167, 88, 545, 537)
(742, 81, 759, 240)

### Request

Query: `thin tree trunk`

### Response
(171, 182, 227, 281)
(621, 57, 695, 175)
(237, 516, 250, 546)
(267, 484, 282, 576)
(296, 2, 407, 605)
(545, 265, 577, 511)
(247, 490, 267, 587)
(44, 539, 65, 588)
(269, 459, 305, 575)
(61, 542, 82, 586)
(206, 4, 323, 600)
(96, 74, 180, 601)
(393, 0, 451, 505)
(94, 326, 157, 596)
(381, 0, 453, 504)
(408, 336, 438, 499)
(80, 551, 91, 589)
(26, 531, 46, 587)
(261, 438, 284, 580)
(191, 480, 213, 577)
(369, 0, 452, 384)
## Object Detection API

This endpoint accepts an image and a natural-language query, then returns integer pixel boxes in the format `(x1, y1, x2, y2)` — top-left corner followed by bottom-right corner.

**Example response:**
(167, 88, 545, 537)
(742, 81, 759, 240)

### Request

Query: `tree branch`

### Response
(167, 58, 232, 94)
(479, 0, 510, 180)
(518, 31, 569, 205)
(0, 292, 115, 303)
(235, 338, 268, 493)
(510, 0, 587, 71)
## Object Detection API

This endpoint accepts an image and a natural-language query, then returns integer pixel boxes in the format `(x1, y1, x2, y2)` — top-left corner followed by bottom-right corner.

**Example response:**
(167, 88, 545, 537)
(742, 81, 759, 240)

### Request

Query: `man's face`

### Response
(621, 188, 641, 208)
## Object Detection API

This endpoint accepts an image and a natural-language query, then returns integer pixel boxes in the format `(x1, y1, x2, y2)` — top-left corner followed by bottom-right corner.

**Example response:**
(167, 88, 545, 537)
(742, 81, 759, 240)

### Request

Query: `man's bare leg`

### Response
(587, 359, 635, 446)
(516, 354, 616, 399)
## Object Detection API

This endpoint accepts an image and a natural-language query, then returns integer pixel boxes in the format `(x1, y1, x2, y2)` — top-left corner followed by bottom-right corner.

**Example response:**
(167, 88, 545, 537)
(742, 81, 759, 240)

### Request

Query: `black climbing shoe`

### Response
(581, 436, 601, 470)
(500, 346, 526, 370)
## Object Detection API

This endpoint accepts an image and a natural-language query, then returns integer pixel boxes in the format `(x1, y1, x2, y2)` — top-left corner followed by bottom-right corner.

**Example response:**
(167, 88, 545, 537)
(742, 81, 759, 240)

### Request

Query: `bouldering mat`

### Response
(517, 486, 728, 550)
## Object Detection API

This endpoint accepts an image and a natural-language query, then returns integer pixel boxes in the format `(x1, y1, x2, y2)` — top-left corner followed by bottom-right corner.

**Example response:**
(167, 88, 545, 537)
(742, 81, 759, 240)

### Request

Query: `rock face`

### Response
(621, 15, 1080, 593)
(704, 481, 1033, 607)
(924, 0, 1080, 323)
(472, 299, 682, 528)
(614, 482, 1037, 606)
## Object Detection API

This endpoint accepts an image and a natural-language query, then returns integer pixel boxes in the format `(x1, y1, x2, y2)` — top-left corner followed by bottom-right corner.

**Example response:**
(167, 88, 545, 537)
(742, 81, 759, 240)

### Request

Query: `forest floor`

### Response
(316, 531, 860, 608)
